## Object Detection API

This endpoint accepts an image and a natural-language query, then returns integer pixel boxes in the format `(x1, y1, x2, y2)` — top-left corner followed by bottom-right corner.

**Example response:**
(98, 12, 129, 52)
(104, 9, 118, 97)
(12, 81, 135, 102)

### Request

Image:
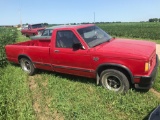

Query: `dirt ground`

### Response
(150, 44, 160, 98)
(156, 44, 160, 58)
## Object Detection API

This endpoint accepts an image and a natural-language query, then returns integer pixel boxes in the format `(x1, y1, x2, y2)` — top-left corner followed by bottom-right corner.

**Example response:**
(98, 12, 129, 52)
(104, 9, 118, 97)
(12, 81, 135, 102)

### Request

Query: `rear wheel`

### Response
(100, 69, 130, 93)
(20, 58, 35, 75)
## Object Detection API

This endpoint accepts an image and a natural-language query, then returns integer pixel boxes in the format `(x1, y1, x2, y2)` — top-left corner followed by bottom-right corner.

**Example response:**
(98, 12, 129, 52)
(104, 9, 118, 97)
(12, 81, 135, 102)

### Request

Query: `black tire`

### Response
(20, 58, 35, 75)
(100, 69, 130, 93)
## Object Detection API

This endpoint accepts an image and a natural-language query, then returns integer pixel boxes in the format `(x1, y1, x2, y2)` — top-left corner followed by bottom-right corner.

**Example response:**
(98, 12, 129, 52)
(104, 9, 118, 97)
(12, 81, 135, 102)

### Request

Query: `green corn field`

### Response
(97, 22, 160, 40)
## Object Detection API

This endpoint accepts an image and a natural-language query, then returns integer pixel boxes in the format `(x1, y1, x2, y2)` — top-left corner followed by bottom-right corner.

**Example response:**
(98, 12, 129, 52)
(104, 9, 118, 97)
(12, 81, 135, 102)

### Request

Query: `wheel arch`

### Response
(96, 63, 134, 85)
(18, 54, 36, 75)
(18, 54, 32, 63)
(18, 54, 36, 68)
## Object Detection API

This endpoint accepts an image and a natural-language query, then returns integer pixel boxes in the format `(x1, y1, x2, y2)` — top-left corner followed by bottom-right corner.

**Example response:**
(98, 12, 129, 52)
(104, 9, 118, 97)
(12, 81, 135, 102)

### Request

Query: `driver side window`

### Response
(56, 30, 80, 48)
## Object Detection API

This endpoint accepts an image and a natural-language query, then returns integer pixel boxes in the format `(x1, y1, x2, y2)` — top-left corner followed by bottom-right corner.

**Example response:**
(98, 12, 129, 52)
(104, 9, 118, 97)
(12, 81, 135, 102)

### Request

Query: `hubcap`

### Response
(21, 59, 31, 73)
(105, 75, 123, 91)
(24, 62, 31, 71)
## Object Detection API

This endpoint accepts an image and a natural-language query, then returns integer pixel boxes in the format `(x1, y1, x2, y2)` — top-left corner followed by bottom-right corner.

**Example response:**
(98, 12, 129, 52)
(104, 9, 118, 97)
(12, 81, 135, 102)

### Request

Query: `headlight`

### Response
(145, 62, 150, 72)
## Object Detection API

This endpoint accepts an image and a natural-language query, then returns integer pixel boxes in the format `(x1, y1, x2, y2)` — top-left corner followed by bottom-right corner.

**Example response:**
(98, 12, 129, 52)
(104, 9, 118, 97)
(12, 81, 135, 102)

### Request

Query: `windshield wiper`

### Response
(92, 41, 106, 47)
(92, 39, 111, 47)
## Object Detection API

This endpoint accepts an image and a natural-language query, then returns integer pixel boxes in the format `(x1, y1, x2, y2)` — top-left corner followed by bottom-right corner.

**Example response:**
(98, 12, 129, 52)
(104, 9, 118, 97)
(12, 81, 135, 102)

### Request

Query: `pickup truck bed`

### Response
(6, 40, 51, 72)
(14, 40, 50, 47)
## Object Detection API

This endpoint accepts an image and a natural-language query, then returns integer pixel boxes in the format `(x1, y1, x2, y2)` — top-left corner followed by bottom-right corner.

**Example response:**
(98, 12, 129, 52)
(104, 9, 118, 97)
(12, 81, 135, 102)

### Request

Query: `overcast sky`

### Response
(0, 0, 160, 25)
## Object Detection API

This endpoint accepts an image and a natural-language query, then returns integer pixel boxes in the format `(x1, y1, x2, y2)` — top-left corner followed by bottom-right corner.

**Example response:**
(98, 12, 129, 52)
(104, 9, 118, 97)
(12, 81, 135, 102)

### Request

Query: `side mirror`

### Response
(73, 43, 85, 50)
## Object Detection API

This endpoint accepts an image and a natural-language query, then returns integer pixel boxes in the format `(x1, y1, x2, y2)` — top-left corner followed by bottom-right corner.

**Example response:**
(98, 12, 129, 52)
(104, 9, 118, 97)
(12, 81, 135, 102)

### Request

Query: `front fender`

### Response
(96, 63, 134, 85)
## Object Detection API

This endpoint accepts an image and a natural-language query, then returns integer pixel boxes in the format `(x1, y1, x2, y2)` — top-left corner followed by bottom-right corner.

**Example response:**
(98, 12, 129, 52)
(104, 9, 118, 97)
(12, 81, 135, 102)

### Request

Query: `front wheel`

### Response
(100, 69, 130, 93)
(20, 58, 35, 75)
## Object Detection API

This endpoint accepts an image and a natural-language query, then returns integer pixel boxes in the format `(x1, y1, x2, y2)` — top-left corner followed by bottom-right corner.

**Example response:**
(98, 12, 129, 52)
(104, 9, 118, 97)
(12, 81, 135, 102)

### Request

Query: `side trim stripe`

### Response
(33, 62, 51, 67)
(54, 65, 95, 73)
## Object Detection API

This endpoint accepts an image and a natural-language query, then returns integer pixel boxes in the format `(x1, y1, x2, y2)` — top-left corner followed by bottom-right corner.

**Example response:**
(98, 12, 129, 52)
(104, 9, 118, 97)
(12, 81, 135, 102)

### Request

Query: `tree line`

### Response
(149, 18, 160, 22)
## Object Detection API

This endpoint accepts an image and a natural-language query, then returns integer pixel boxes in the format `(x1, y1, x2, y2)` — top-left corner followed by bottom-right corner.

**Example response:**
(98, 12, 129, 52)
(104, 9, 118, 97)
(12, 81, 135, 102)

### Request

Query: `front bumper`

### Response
(135, 54, 159, 89)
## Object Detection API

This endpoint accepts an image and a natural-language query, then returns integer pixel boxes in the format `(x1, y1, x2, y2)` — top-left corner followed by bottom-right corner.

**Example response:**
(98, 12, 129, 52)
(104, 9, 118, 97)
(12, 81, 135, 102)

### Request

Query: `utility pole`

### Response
(19, 0, 22, 27)
(19, 10, 22, 27)
(94, 12, 95, 23)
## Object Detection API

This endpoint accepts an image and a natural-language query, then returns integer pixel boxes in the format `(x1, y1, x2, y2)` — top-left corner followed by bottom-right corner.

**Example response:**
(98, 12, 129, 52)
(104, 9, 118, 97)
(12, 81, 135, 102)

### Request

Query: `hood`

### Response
(95, 38, 156, 60)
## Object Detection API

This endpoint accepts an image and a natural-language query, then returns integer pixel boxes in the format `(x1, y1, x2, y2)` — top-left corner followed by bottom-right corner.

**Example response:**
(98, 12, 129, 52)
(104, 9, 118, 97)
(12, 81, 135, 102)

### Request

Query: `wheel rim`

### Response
(104, 75, 123, 91)
(21, 59, 31, 73)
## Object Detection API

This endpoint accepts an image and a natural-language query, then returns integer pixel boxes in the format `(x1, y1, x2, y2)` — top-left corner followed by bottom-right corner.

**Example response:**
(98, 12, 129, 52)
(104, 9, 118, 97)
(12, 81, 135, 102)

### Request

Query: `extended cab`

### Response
(5, 24, 159, 93)
(21, 23, 45, 37)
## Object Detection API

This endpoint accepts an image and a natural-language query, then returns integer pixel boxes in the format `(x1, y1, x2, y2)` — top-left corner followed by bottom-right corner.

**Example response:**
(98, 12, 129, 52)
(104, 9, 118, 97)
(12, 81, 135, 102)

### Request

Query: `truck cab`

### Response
(21, 23, 45, 37)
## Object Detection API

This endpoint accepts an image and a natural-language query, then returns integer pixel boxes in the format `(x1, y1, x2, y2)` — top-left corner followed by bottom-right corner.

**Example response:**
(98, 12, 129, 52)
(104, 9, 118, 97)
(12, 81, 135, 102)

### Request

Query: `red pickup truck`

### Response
(5, 24, 159, 93)
(21, 23, 45, 37)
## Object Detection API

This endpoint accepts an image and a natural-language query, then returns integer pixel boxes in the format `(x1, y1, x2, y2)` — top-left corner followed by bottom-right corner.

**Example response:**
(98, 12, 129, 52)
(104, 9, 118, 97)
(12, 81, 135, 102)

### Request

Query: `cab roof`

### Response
(48, 24, 95, 30)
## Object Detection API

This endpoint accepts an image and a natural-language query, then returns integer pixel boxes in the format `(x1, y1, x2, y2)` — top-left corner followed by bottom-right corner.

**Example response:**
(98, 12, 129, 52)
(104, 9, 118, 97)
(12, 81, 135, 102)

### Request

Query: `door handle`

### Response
(54, 50, 59, 53)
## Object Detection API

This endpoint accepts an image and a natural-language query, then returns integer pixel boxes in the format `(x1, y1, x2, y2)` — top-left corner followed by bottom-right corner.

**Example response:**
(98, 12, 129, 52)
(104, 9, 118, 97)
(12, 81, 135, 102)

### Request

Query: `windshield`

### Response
(32, 24, 44, 29)
(77, 26, 112, 47)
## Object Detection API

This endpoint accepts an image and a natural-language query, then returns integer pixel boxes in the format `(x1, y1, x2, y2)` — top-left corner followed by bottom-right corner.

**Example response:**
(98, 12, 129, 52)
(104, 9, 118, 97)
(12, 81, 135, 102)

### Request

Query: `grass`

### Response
(0, 28, 160, 120)
(0, 31, 34, 119)
(1, 65, 160, 119)
(0, 64, 35, 120)
(28, 71, 160, 120)
(16, 31, 30, 42)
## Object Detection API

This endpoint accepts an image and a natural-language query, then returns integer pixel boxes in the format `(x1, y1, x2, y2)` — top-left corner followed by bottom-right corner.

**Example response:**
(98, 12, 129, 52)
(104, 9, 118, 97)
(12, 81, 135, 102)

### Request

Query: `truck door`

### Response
(51, 30, 95, 78)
